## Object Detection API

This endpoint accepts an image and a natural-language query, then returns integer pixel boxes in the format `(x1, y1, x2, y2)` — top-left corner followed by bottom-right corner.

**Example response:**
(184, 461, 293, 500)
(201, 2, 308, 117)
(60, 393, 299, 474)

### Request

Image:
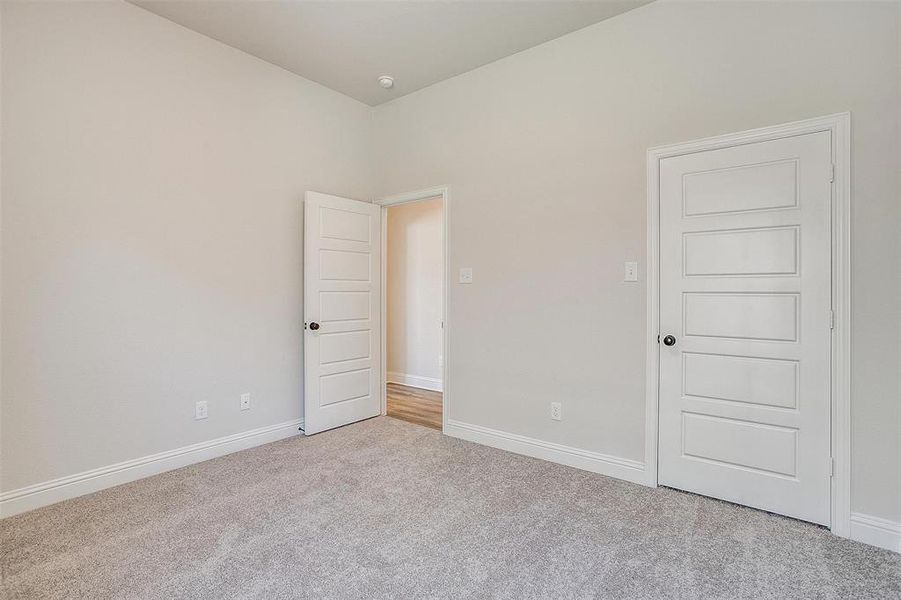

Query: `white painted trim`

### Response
(645, 134, 661, 489)
(380, 208, 389, 417)
(446, 419, 647, 486)
(0, 419, 303, 519)
(829, 114, 852, 539)
(645, 113, 852, 536)
(375, 186, 450, 433)
(387, 371, 443, 392)
(378, 186, 448, 207)
(850, 513, 901, 553)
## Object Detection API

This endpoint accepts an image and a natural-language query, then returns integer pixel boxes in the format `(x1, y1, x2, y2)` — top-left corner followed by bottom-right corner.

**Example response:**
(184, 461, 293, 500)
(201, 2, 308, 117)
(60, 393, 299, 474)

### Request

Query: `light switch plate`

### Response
(459, 267, 473, 284)
(624, 261, 639, 282)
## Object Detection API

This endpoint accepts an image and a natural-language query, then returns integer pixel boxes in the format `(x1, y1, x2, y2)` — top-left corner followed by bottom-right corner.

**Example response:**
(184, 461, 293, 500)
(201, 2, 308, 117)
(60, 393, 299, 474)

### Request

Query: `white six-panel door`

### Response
(658, 131, 833, 525)
(303, 192, 381, 435)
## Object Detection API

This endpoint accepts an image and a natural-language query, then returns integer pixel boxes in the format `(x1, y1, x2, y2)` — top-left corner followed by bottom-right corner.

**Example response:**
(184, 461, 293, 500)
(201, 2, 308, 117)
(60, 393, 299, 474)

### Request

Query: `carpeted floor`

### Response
(2, 417, 899, 600)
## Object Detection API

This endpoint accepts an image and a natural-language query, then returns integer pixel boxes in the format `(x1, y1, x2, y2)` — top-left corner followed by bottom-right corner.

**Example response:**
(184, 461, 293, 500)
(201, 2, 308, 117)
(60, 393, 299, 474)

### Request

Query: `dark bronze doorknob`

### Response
(663, 335, 676, 346)
(309, 322, 320, 331)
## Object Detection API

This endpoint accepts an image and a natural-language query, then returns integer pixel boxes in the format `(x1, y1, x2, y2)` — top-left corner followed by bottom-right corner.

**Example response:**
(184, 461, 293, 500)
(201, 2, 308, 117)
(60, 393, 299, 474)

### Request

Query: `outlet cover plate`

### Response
(195, 401, 208, 420)
(550, 402, 562, 421)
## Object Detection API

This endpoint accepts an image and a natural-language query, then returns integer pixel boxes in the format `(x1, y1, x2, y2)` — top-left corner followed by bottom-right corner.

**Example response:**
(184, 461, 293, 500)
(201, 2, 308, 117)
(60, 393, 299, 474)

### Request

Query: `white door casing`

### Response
(303, 191, 381, 435)
(657, 131, 834, 525)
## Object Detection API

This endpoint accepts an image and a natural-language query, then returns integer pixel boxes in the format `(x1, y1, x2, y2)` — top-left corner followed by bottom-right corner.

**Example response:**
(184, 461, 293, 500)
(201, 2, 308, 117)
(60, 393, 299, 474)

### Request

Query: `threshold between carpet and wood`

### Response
(1, 417, 899, 600)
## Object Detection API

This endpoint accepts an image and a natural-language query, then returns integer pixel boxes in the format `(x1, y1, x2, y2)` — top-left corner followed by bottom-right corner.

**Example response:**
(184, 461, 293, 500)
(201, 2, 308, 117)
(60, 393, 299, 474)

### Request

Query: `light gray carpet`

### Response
(2, 417, 899, 600)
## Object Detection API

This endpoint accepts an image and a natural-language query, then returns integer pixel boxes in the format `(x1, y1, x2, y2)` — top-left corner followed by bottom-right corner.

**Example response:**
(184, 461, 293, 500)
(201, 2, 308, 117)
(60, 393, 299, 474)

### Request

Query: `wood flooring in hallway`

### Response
(386, 382, 442, 430)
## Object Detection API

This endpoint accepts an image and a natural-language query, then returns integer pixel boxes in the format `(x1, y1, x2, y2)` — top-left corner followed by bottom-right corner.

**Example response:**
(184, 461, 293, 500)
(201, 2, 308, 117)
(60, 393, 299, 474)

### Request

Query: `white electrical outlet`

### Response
(550, 401, 562, 421)
(459, 267, 473, 284)
(240, 393, 251, 411)
(624, 261, 639, 282)
(195, 401, 208, 420)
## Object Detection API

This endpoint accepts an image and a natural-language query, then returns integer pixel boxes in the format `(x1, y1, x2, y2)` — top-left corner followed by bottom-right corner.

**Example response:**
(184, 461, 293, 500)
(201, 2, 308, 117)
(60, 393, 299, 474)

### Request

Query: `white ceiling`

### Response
(130, 1, 650, 106)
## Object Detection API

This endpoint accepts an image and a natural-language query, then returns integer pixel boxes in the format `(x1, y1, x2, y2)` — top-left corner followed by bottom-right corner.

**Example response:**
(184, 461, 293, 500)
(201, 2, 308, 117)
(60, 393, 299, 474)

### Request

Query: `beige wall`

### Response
(372, 0, 901, 522)
(386, 198, 443, 387)
(2, 0, 899, 526)
(0, 1, 372, 491)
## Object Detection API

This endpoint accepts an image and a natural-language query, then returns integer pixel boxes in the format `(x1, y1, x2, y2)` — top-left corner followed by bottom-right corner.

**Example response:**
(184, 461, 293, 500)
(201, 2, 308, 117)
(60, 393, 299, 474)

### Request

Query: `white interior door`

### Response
(658, 131, 833, 525)
(304, 191, 381, 435)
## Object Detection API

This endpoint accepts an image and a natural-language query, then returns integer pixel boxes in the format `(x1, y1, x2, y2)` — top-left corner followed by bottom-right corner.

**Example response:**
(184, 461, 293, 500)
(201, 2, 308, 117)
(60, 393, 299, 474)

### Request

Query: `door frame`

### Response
(375, 186, 450, 433)
(644, 113, 851, 537)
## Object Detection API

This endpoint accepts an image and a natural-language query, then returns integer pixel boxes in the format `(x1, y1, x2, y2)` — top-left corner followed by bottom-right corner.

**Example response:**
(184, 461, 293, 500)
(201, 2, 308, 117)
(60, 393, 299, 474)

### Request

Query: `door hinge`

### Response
(829, 310, 835, 330)
(828, 457, 835, 477)
(830, 163, 835, 183)
(657, 334, 660, 344)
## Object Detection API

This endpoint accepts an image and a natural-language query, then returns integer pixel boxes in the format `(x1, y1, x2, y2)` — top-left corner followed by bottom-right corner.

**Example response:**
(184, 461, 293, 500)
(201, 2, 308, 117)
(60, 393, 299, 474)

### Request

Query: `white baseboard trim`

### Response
(0, 418, 304, 519)
(850, 512, 901, 553)
(387, 371, 443, 392)
(445, 419, 647, 486)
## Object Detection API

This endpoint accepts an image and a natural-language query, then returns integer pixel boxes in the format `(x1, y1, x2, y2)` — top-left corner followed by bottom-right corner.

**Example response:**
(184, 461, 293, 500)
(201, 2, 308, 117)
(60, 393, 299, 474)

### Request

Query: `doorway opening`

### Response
(377, 188, 448, 431)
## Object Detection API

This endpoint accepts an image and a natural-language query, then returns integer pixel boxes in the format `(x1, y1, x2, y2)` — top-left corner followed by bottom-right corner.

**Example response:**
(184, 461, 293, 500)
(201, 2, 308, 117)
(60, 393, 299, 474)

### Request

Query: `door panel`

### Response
(319, 331, 371, 365)
(681, 412, 798, 477)
(320, 291, 370, 322)
(658, 131, 832, 525)
(304, 191, 381, 435)
(682, 159, 798, 216)
(682, 353, 798, 410)
(683, 226, 799, 276)
(320, 250, 371, 281)
(683, 293, 799, 342)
